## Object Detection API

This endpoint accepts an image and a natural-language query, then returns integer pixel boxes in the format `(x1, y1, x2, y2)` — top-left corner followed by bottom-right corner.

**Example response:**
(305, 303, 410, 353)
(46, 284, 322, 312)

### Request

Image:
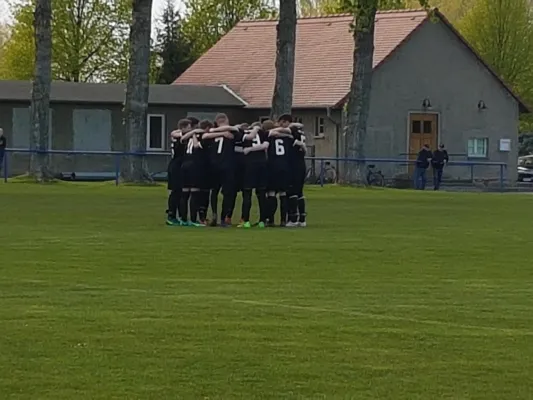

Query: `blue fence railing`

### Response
(1, 148, 508, 190)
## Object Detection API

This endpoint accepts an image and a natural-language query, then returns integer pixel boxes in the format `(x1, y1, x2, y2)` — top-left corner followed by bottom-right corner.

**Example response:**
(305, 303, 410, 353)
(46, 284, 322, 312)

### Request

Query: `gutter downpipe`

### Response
(326, 106, 341, 178)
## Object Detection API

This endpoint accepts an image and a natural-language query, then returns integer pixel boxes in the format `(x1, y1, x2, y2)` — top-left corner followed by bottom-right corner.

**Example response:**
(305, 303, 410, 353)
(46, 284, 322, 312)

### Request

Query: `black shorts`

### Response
(211, 165, 235, 194)
(267, 163, 290, 192)
(244, 161, 267, 190)
(181, 161, 203, 189)
(290, 163, 306, 194)
(167, 159, 182, 190)
(199, 160, 212, 190)
(234, 158, 245, 192)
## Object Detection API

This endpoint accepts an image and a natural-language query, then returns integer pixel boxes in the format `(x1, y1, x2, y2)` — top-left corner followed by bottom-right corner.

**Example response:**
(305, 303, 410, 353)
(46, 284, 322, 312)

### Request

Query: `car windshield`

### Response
(518, 157, 533, 168)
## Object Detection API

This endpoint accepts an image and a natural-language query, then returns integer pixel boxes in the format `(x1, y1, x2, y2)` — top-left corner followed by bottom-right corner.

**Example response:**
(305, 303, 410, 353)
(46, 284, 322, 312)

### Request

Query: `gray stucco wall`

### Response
(0, 102, 246, 176)
(366, 18, 520, 182)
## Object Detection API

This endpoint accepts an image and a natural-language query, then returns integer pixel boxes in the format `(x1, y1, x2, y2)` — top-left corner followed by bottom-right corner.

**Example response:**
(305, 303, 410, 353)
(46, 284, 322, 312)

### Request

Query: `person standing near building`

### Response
(431, 144, 449, 190)
(413, 144, 432, 190)
(0, 128, 6, 173)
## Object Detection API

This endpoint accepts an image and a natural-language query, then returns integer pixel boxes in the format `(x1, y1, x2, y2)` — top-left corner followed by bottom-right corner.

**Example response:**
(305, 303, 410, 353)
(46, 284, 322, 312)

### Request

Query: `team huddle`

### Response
(165, 113, 307, 228)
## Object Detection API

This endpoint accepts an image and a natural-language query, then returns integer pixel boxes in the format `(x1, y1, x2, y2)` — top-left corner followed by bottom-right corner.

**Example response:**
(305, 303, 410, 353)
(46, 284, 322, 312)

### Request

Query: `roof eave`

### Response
(335, 9, 531, 114)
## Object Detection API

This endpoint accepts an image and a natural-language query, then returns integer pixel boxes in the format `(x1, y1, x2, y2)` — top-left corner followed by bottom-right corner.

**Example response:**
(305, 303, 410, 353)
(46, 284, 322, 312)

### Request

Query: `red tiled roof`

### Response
(174, 9, 428, 108)
(175, 9, 530, 112)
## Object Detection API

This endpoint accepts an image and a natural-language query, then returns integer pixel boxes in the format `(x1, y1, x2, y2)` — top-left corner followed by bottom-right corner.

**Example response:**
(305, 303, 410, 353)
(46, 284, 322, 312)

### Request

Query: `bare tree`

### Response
(343, 0, 378, 183)
(30, 0, 52, 181)
(270, 0, 297, 120)
(123, 0, 153, 183)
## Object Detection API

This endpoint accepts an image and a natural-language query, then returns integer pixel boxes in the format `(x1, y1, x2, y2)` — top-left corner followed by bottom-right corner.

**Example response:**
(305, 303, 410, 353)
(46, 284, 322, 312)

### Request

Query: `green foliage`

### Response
(153, 0, 195, 84)
(0, 0, 132, 82)
(182, 0, 277, 57)
(459, 0, 533, 131)
(519, 133, 533, 156)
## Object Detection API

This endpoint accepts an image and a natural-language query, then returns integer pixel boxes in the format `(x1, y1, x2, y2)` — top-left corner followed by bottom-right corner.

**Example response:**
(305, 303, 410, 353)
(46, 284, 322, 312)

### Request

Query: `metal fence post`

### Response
(319, 159, 325, 187)
(3, 151, 7, 182)
(500, 164, 504, 192)
(114, 154, 120, 186)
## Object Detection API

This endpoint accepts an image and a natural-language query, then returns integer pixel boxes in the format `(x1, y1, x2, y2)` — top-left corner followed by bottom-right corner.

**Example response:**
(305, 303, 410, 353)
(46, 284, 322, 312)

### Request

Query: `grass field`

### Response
(1, 182, 532, 399)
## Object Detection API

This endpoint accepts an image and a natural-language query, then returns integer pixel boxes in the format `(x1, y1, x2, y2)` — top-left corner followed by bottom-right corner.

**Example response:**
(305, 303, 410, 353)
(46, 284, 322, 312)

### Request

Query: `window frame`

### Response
(467, 137, 489, 158)
(314, 116, 325, 136)
(294, 116, 304, 124)
(146, 114, 166, 151)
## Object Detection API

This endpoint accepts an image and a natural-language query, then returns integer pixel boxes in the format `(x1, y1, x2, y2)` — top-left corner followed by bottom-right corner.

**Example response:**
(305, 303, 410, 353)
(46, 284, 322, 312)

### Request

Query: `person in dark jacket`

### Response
(0, 128, 6, 173)
(413, 144, 432, 190)
(431, 144, 449, 190)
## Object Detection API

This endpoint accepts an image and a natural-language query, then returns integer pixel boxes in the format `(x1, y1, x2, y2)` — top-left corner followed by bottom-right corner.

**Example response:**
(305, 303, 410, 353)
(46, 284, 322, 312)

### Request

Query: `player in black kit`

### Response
(286, 123, 307, 227)
(166, 118, 192, 226)
(239, 122, 268, 228)
(201, 113, 247, 227)
(179, 125, 207, 227)
(265, 115, 297, 226)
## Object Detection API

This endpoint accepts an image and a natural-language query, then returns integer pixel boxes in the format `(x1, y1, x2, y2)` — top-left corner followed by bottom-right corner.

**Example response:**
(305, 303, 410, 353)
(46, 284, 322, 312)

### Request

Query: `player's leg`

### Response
(277, 169, 289, 227)
(286, 168, 299, 227)
(278, 192, 288, 227)
(239, 163, 255, 228)
(189, 188, 204, 227)
(188, 166, 206, 227)
(297, 166, 307, 227)
(167, 161, 183, 225)
(179, 189, 190, 225)
(220, 168, 235, 227)
(210, 184, 220, 227)
(255, 163, 268, 228)
(178, 164, 192, 226)
(266, 164, 277, 227)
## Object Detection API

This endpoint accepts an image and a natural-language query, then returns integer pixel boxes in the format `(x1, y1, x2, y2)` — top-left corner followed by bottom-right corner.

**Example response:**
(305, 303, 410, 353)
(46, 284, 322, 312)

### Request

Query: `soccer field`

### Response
(1, 183, 532, 399)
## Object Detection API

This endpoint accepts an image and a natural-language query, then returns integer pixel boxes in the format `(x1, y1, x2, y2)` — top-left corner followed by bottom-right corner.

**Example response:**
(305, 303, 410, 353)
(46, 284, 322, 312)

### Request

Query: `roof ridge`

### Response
(241, 8, 429, 22)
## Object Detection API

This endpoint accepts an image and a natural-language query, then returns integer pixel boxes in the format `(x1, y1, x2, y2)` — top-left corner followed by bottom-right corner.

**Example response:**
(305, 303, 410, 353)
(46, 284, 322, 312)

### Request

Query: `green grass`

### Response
(0, 183, 532, 399)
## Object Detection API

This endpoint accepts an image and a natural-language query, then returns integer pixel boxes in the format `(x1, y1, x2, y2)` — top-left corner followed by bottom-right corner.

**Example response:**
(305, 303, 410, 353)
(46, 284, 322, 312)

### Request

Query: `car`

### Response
(518, 155, 533, 182)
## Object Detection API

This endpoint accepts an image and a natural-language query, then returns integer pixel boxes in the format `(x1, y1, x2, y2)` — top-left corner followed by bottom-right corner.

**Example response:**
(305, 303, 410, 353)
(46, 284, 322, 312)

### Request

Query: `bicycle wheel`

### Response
(368, 173, 385, 187)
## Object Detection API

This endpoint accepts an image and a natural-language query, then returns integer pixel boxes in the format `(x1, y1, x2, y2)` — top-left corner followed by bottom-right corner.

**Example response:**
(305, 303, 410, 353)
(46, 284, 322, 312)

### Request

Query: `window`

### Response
(423, 120, 433, 134)
(294, 116, 303, 124)
(411, 120, 421, 134)
(147, 114, 165, 150)
(467, 138, 488, 158)
(315, 116, 325, 135)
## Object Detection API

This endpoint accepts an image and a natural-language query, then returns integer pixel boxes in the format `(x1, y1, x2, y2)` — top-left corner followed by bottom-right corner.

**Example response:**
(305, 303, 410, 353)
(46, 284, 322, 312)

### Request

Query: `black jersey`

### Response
(182, 134, 204, 166)
(243, 129, 269, 163)
(170, 135, 187, 161)
(290, 128, 306, 166)
(206, 128, 245, 167)
(267, 134, 294, 167)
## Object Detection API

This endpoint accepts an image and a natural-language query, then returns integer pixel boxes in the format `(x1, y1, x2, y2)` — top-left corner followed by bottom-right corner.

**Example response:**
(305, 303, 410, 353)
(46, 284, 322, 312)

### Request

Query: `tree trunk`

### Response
(343, 1, 377, 184)
(270, 0, 297, 120)
(123, 0, 153, 183)
(29, 0, 52, 182)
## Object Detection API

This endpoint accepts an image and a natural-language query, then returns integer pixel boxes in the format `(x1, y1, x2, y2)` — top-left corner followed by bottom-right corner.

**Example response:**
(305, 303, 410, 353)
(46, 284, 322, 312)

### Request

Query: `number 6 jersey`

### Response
(267, 132, 294, 168)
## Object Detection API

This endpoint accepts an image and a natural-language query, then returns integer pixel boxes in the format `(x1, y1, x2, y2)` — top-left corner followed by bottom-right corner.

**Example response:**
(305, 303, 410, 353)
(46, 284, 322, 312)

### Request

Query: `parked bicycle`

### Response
(366, 164, 385, 187)
(306, 162, 338, 184)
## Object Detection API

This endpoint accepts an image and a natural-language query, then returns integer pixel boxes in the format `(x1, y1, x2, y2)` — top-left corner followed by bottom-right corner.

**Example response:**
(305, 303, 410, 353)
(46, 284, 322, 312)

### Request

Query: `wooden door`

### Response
(408, 113, 438, 173)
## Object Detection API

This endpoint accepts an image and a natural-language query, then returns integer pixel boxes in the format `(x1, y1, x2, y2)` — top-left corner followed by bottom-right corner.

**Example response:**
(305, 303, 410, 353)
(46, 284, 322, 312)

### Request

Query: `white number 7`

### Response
(215, 137, 224, 154)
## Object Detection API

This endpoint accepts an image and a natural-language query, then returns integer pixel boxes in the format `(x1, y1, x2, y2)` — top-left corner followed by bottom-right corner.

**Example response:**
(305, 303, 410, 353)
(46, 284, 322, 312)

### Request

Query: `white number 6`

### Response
(275, 139, 285, 156)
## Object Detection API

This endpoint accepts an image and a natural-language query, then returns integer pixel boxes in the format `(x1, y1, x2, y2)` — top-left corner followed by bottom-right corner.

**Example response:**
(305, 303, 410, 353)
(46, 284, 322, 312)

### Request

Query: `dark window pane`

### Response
(423, 120, 432, 134)
(411, 120, 421, 134)
(149, 116, 163, 149)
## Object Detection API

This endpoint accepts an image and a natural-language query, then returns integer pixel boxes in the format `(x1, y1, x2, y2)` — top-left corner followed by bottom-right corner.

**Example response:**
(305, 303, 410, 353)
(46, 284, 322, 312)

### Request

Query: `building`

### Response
(0, 80, 246, 176)
(174, 9, 529, 181)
